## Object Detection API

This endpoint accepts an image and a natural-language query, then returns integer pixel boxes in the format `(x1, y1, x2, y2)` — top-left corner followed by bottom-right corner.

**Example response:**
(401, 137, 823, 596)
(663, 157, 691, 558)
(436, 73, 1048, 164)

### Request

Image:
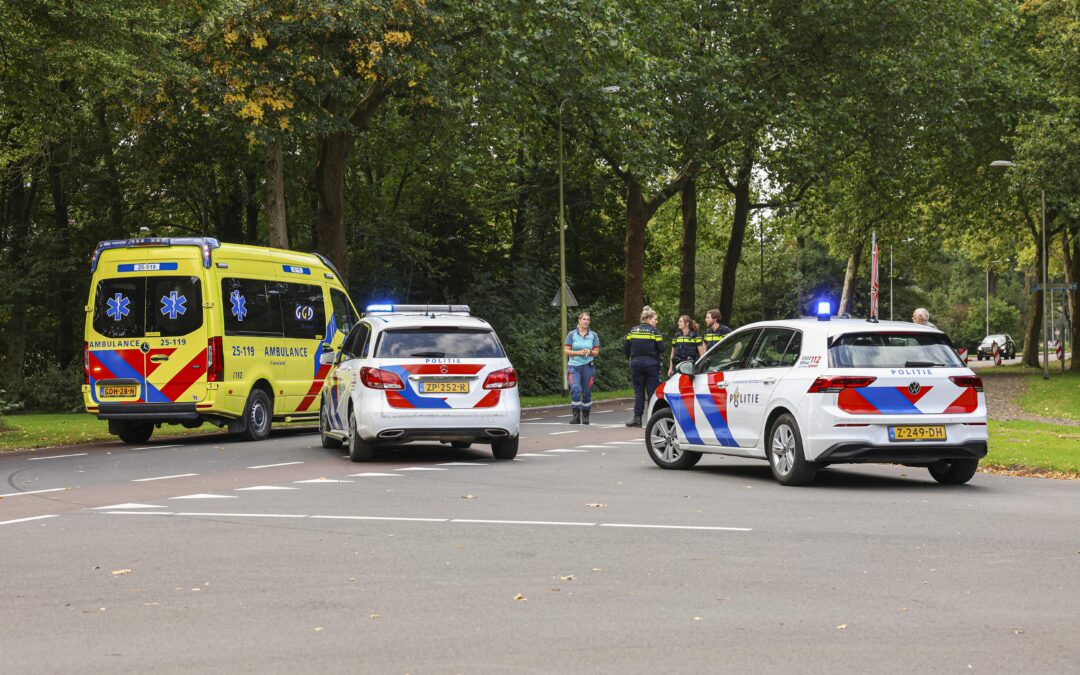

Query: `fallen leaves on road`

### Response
(462, 495, 475, 500)
(370, 613, 380, 619)
(514, 593, 526, 601)
(979, 465, 1079, 480)
(837, 624, 848, 630)
(559, 575, 575, 581)
(111, 569, 131, 576)
(585, 503, 606, 508)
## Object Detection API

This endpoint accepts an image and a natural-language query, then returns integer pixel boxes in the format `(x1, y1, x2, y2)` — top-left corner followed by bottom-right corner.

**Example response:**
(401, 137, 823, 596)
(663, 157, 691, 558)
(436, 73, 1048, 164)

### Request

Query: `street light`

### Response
(990, 160, 1049, 380)
(557, 86, 620, 391)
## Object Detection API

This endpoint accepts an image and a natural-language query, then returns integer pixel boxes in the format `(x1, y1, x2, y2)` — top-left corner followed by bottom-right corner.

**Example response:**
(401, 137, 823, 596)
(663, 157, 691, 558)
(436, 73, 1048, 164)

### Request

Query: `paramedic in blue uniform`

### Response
(564, 312, 600, 425)
(668, 315, 705, 377)
(702, 308, 732, 351)
(623, 306, 666, 428)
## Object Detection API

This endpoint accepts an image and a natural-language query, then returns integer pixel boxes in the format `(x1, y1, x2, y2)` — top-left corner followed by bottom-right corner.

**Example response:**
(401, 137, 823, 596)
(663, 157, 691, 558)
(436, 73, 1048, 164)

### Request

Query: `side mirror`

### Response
(676, 360, 695, 376)
(319, 350, 337, 366)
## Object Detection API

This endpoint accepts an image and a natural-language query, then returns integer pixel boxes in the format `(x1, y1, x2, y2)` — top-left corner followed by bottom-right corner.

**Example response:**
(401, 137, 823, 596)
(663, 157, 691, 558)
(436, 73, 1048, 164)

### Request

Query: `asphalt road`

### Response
(2, 402, 1078, 674)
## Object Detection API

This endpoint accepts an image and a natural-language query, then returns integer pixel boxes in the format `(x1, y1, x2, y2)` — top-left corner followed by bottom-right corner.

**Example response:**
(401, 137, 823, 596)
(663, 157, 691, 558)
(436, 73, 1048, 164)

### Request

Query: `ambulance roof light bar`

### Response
(363, 304, 471, 317)
(90, 237, 221, 272)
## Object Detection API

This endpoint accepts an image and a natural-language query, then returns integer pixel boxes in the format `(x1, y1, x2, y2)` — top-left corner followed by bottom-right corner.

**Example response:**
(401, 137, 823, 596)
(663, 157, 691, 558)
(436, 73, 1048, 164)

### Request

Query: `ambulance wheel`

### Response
(237, 389, 272, 442)
(928, 458, 978, 485)
(491, 436, 518, 460)
(767, 413, 817, 486)
(646, 408, 701, 470)
(115, 421, 153, 444)
(347, 407, 376, 462)
(320, 401, 342, 450)
(451, 441, 472, 449)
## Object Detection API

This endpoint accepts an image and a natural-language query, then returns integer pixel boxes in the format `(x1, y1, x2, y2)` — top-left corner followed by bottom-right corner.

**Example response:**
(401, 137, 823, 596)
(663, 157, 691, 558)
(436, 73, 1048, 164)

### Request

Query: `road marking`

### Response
(176, 512, 307, 519)
(0, 487, 69, 498)
(27, 453, 88, 461)
(550, 430, 579, 435)
(169, 494, 238, 500)
(131, 473, 198, 482)
(293, 478, 353, 483)
(589, 410, 614, 414)
(247, 461, 304, 469)
(518, 453, 554, 457)
(520, 422, 573, 426)
(395, 467, 448, 472)
(311, 516, 448, 523)
(132, 444, 183, 451)
(545, 449, 589, 453)
(521, 417, 543, 421)
(348, 473, 403, 477)
(103, 511, 176, 515)
(452, 519, 595, 527)
(93, 503, 165, 509)
(599, 523, 753, 532)
(0, 515, 58, 526)
(606, 441, 644, 445)
(437, 462, 489, 466)
(575, 445, 611, 449)
(235, 486, 299, 491)
(556, 414, 573, 418)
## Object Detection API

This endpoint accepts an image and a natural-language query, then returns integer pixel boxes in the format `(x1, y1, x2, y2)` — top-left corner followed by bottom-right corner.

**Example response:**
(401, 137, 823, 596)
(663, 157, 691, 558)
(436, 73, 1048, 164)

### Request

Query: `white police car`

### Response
(645, 308, 988, 485)
(318, 305, 520, 461)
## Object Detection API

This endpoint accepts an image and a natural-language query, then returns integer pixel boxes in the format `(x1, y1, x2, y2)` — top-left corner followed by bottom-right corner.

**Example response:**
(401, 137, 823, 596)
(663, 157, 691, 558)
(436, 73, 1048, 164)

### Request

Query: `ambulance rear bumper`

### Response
(97, 402, 200, 421)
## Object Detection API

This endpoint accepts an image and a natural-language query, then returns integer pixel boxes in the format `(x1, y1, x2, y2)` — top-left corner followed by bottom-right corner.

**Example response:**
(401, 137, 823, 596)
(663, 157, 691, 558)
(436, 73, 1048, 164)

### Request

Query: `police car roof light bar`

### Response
(90, 237, 222, 272)
(363, 304, 471, 316)
(816, 301, 832, 321)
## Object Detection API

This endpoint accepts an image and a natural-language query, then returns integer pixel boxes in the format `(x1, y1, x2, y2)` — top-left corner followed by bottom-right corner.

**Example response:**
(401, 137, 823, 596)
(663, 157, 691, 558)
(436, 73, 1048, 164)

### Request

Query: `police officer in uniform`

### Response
(703, 308, 732, 351)
(623, 306, 666, 428)
(668, 315, 705, 377)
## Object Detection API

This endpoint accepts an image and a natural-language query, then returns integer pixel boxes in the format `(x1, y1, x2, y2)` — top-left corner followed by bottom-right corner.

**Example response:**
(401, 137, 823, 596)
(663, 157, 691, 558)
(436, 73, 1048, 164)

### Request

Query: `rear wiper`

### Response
(904, 361, 944, 367)
(409, 351, 445, 357)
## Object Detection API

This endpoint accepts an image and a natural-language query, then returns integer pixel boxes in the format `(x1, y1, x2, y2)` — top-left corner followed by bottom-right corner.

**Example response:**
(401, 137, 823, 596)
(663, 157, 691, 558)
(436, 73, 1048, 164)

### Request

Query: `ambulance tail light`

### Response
(360, 367, 405, 390)
(207, 336, 224, 382)
(808, 376, 876, 393)
(483, 367, 518, 389)
(83, 342, 90, 385)
(949, 375, 983, 392)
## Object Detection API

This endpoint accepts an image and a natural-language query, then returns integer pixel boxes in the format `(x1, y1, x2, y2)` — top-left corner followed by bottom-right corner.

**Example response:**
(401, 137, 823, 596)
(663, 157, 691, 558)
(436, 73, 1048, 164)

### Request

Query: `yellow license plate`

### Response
(100, 385, 137, 398)
(421, 381, 469, 394)
(889, 425, 946, 441)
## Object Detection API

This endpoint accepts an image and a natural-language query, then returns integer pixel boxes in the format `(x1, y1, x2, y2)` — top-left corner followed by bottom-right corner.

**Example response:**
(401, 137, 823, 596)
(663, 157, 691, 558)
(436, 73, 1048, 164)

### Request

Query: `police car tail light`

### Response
(807, 376, 876, 393)
(948, 375, 983, 392)
(83, 342, 90, 385)
(483, 367, 518, 390)
(207, 337, 224, 382)
(360, 366, 405, 390)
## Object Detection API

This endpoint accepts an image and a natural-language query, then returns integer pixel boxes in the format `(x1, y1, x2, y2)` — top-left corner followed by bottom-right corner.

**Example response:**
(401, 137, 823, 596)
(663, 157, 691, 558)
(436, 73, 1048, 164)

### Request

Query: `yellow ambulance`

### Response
(83, 237, 358, 444)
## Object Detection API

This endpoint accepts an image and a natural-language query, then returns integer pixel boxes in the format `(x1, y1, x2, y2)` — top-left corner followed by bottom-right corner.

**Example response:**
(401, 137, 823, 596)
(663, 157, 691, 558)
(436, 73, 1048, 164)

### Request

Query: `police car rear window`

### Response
(92, 276, 203, 338)
(375, 328, 505, 359)
(829, 332, 963, 368)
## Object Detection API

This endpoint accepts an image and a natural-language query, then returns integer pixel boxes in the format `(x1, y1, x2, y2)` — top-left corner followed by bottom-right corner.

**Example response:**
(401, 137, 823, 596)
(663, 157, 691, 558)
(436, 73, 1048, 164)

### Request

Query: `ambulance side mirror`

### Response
(319, 351, 336, 366)
(676, 360, 695, 376)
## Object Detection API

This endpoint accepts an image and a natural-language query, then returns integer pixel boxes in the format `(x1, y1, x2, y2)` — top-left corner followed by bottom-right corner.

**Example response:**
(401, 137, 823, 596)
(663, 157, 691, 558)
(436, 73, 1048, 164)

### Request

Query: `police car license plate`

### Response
(888, 425, 946, 441)
(100, 385, 137, 398)
(420, 381, 469, 394)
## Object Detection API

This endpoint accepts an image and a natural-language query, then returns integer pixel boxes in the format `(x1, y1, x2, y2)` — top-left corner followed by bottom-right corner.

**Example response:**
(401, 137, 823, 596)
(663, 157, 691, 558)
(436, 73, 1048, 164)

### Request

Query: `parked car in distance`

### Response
(977, 334, 1015, 360)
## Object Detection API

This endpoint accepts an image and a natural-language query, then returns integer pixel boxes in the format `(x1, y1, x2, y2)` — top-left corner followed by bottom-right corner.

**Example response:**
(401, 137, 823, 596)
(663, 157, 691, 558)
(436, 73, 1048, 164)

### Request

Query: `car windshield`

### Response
(829, 332, 964, 368)
(375, 328, 505, 358)
(983, 335, 1005, 343)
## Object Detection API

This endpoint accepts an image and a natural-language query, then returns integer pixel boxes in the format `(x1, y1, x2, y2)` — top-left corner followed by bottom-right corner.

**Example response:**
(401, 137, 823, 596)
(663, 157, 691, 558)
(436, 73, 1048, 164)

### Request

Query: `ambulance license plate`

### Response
(100, 385, 137, 398)
(888, 425, 946, 441)
(420, 381, 469, 394)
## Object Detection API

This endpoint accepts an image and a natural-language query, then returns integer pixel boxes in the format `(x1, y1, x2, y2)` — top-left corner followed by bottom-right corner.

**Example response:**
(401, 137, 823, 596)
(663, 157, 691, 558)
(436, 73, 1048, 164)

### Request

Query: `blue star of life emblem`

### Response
(160, 291, 187, 320)
(106, 293, 130, 321)
(230, 290, 248, 322)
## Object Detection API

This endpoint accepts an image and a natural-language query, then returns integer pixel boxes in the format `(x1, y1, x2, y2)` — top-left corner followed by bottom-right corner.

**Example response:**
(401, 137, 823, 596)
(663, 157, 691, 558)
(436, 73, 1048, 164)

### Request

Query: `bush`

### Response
(11, 363, 84, 413)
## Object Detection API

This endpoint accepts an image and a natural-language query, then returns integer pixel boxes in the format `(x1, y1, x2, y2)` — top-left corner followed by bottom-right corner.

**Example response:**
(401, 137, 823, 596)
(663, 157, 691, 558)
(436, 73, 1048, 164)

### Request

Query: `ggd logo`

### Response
(295, 304, 314, 321)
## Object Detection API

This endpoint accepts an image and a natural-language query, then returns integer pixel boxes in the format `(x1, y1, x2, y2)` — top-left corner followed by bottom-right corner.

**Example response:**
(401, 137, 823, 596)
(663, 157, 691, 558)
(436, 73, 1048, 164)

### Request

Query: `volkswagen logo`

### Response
(908, 381, 921, 395)
(440, 365, 449, 374)
(140, 342, 150, 354)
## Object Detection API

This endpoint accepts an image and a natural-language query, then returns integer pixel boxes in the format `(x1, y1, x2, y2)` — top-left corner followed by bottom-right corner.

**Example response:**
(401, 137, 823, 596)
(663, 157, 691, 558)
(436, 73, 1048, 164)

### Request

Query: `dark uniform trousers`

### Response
(630, 358, 661, 417)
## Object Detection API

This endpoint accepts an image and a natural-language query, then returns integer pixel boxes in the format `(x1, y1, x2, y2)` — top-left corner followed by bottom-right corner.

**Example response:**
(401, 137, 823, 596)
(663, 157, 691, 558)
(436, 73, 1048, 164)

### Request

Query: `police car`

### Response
(645, 307, 989, 485)
(318, 305, 520, 461)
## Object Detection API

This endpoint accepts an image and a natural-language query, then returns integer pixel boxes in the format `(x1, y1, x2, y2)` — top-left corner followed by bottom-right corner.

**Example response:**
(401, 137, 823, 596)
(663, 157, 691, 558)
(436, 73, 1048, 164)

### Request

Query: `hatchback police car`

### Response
(318, 305, 520, 461)
(645, 312, 988, 486)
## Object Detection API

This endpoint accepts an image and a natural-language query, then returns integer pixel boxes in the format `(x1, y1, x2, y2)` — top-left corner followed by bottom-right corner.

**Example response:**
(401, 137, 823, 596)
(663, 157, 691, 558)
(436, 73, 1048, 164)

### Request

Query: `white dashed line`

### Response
(132, 444, 182, 451)
(311, 516, 447, 523)
(293, 478, 353, 483)
(521, 417, 543, 421)
(169, 494, 238, 500)
(437, 462, 489, 466)
(235, 486, 299, 491)
(176, 512, 307, 518)
(545, 449, 589, 453)
(599, 523, 753, 532)
(606, 441, 644, 445)
(27, 453, 88, 461)
(348, 473, 403, 477)
(131, 473, 198, 482)
(451, 518, 595, 527)
(247, 461, 304, 469)
(93, 503, 165, 510)
(0, 487, 69, 498)
(556, 414, 573, 418)
(0, 515, 58, 526)
(395, 467, 449, 472)
(520, 422, 573, 426)
(103, 511, 176, 515)
(550, 430, 579, 435)
(517, 453, 554, 457)
(574, 445, 611, 449)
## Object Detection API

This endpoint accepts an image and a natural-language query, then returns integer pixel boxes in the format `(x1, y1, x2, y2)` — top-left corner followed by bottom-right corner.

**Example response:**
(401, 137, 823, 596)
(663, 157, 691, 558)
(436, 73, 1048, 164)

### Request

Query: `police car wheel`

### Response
(491, 436, 518, 460)
(927, 458, 978, 485)
(347, 407, 376, 462)
(320, 401, 343, 449)
(767, 413, 817, 486)
(646, 408, 701, 470)
(237, 389, 272, 442)
(115, 421, 153, 444)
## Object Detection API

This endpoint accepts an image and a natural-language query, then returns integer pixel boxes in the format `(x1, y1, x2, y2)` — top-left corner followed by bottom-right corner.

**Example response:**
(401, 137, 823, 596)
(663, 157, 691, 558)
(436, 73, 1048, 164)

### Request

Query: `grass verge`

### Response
(985, 419, 1080, 474)
(520, 388, 633, 409)
(0, 413, 219, 452)
(1018, 368, 1080, 421)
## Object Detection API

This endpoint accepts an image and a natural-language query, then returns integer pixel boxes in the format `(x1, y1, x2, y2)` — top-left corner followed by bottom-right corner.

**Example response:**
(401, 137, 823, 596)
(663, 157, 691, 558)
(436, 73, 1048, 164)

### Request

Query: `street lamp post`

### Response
(558, 98, 569, 392)
(990, 160, 1049, 380)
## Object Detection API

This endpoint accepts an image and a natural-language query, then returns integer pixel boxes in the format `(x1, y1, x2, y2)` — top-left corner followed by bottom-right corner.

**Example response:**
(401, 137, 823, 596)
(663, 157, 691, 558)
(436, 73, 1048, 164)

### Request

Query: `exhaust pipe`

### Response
(485, 428, 509, 437)
(378, 429, 405, 439)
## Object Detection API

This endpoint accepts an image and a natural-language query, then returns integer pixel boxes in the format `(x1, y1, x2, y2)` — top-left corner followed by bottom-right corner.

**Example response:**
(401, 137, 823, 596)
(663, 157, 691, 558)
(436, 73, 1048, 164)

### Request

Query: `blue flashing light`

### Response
(366, 304, 395, 313)
(816, 301, 832, 321)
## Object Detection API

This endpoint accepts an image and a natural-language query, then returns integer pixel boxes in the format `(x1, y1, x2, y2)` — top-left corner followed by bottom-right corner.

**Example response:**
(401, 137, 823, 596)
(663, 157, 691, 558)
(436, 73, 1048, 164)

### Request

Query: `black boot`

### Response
(626, 415, 642, 428)
(582, 409, 591, 425)
(570, 408, 581, 425)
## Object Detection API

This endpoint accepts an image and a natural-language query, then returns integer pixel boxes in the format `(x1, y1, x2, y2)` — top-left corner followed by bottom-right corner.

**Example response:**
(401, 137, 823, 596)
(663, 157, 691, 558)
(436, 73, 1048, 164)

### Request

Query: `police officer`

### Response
(703, 308, 732, 350)
(668, 315, 705, 377)
(623, 306, 666, 428)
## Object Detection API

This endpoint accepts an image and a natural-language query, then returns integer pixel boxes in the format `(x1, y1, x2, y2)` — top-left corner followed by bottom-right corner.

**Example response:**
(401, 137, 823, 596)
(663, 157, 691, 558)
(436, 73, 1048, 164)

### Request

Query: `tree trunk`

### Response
(314, 129, 355, 281)
(718, 163, 752, 326)
(264, 140, 288, 249)
(48, 147, 75, 366)
(1022, 241, 1045, 369)
(838, 233, 865, 317)
(1065, 222, 1079, 372)
(678, 176, 698, 318)
(621, 176, 650, 328)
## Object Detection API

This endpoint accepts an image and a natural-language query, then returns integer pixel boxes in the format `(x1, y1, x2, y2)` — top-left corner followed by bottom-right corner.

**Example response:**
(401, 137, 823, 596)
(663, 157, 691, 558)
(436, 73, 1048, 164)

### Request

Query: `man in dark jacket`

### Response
(623, 305, 667, 428)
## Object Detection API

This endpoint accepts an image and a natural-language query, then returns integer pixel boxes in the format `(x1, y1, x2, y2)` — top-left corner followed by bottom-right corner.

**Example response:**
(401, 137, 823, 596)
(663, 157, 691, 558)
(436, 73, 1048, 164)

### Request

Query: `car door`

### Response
(667, 329, 759, 448)
(737, 328, 800, 448)
(330, 322, 370, 430)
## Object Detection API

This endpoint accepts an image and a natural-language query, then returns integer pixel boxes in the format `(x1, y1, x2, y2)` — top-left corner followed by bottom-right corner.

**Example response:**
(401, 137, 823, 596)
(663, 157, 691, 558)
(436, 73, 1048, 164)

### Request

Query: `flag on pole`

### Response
(870, 232, 879, 320)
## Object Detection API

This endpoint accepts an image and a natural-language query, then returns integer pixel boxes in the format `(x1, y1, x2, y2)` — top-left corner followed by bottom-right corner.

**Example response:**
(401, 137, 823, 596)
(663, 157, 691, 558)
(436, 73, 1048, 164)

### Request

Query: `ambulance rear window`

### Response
(829, 332, 963, 368)
(92, 276, 203, 338)
(375, 328, 505, 359)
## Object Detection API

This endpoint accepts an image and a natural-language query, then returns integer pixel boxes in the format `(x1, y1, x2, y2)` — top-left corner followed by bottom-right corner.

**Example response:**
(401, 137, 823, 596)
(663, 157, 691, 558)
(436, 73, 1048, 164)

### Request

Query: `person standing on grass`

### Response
(564, 312, 600, 425)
